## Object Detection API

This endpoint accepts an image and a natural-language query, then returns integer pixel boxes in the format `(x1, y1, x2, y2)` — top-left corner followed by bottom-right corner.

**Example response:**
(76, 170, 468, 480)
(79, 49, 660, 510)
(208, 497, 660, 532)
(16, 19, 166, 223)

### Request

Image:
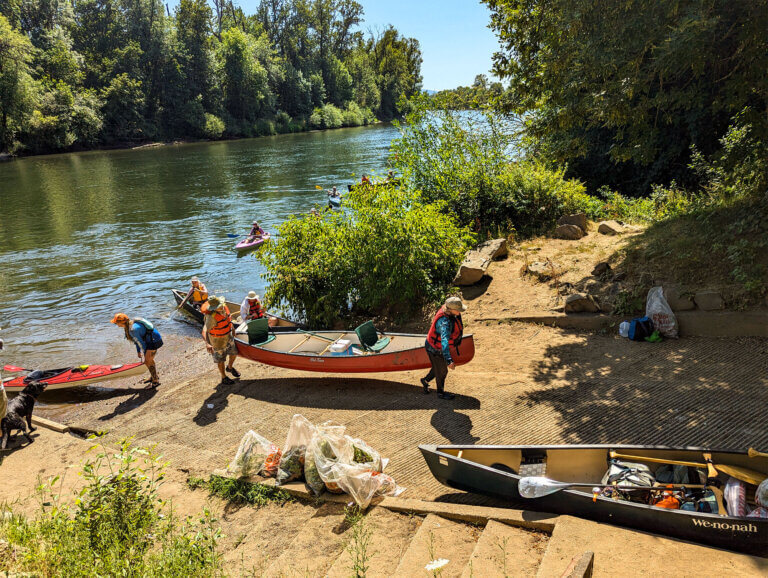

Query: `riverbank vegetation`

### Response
(260, 185, 473, 326)
(0, 0, 422, 155)
(0, 439, 222, 577)
(482, 0, 767, 301)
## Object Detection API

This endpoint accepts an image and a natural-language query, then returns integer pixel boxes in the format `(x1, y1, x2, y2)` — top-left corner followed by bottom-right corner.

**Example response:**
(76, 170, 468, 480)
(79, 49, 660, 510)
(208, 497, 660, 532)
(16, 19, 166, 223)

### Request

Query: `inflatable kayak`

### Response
(328, 194, 342, 208)
(235, 232, 270, 253)
(1, 363, 147, 392)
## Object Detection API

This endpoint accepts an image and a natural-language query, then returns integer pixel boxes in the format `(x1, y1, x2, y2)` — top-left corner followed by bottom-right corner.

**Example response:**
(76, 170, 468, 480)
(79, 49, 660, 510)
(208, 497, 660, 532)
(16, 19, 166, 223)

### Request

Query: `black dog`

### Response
(1, 381, 46, 449)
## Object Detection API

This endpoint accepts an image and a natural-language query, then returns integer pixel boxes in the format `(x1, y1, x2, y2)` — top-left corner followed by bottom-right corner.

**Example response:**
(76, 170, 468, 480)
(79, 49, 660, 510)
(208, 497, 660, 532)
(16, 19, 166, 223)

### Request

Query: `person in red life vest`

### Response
(361, 174, 370, 185)
(201, 296, 240, 385)
(240, 291, 278, 326)
(421, 296, 466, 400)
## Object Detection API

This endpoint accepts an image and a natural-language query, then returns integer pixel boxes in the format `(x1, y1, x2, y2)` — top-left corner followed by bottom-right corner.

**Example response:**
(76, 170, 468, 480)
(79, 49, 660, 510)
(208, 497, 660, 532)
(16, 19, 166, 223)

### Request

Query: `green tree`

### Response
(101, 72, 145, 141)
(0, 14, 37, 152)
(370, 26, 422, 120)
(483, 0, 768, 195)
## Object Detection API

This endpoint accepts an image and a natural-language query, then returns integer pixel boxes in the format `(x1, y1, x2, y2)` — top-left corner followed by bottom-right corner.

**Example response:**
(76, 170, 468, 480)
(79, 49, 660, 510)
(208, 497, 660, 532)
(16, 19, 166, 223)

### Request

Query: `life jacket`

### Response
(207, 306, 233, 337)
(426, 308, 463, 350)
(246, 299, 265, 320)
(191, 284, 208, 303)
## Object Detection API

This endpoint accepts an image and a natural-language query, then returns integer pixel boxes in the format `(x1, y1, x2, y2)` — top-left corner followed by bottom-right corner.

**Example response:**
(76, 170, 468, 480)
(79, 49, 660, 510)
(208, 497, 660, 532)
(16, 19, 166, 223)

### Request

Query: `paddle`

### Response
(609, 450, 766, 487)
(172, 288, 194, 320)
(518, 476, 706, 499)
(2, 365, 28, 372)
(748, 448, 768, 459)
(296, 329, 336, 343)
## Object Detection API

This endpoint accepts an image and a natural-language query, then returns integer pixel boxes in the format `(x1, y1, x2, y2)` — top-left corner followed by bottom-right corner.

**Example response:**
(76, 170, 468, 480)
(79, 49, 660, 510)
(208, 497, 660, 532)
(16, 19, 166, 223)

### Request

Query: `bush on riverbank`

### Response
(0, 439, 221, 577)
(259, 186, 474, 327)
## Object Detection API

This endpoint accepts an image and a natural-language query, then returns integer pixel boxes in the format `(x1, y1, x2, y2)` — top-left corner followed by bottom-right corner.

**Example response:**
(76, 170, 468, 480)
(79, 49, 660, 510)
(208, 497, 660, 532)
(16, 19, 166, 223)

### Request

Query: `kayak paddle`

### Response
(2, 365, 28, 372)
(518, 476, 705, 498)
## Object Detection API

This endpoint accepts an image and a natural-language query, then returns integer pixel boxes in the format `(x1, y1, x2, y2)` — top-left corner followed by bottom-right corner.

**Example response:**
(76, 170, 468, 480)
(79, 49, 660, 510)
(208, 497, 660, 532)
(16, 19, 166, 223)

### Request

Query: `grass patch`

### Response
(187, 475, 293, 508)
(0, 439, 222, 577)
(615, 195, 768, 307)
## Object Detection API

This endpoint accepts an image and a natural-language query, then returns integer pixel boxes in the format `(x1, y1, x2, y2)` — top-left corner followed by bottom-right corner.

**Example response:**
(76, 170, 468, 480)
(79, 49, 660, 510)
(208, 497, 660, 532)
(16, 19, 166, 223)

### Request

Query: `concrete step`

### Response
(392, 514, 480, 578)
(262, 502, 349, 578)
(326, 507, 422, 578)
(536, 515, 768, 577)
(461, 519, 549, 578)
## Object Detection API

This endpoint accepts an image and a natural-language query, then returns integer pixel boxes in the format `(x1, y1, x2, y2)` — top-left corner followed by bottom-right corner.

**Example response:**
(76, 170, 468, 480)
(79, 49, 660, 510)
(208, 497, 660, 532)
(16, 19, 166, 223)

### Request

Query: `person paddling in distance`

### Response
(202, 296, 240, 385)
(420, 296, 466, 400)
(111, 313, 163, 388)
(240, 291, 277, 327)
(247, 220, 265, 242)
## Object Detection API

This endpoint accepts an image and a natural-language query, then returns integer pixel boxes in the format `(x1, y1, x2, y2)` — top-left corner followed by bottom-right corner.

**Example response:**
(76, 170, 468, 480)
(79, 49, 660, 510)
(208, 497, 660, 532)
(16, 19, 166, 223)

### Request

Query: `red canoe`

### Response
(235, 330, 474, 373)
(2, 363, 147, 391)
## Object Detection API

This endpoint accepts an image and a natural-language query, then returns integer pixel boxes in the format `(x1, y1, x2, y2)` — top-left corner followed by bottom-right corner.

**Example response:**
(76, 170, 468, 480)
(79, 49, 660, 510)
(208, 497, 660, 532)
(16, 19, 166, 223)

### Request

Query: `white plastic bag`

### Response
(305, 423, 349, 495)
(226, 431, 281, 478)
(646, 286, 678, 338)
(347, 436, 384, 472)
(276, 414, 315, 485)
(334, 463, 405, 508)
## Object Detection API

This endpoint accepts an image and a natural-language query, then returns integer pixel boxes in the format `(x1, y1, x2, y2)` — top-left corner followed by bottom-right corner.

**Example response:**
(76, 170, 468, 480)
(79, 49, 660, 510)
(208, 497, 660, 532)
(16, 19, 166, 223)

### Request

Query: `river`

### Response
(0, 124, 399, 370)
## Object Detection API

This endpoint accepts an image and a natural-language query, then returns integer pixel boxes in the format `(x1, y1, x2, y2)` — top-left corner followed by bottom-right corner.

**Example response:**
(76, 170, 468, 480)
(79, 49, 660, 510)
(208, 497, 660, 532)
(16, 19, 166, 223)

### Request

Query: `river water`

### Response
(0, 124, 399, 370)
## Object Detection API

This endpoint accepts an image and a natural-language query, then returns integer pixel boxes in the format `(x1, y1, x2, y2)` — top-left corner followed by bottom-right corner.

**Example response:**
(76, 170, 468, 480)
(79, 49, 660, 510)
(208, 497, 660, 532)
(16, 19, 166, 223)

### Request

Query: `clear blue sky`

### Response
(171, 1, 501, 91)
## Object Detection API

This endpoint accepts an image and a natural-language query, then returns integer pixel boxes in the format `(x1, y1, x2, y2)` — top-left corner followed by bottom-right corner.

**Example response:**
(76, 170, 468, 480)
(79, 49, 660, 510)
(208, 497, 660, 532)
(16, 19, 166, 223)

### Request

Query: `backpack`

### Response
(134, 318, 163, 350)
(628, 316, 654, 341)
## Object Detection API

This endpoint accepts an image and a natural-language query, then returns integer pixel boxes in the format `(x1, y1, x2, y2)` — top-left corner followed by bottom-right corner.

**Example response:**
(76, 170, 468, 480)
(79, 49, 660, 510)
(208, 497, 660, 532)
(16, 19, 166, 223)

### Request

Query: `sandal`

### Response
(145, 381, 160, 389)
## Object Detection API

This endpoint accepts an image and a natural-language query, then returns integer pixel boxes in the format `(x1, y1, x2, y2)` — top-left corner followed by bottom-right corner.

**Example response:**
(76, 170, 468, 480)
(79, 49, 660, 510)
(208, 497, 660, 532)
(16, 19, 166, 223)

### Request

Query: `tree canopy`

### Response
(0, 0, 423, 154)
(483, 0, 768, 195)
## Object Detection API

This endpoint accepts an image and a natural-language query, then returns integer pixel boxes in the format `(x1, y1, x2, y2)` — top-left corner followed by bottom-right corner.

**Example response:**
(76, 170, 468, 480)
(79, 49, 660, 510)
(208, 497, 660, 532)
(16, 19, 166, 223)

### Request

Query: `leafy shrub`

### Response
(309, 104, 345, 129)
(342, 102, 364, 126)
(0, 439, 221, 577)
(259, 185, 474, 327)
(255, 119, 276, 136)
(202, 113, 225, 139)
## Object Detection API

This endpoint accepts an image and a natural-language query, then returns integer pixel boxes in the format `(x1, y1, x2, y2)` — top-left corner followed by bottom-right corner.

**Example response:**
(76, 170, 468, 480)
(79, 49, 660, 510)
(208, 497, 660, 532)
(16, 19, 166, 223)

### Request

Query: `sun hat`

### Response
(247, 291, 259, 300)
(110, 313, 130, 325)
(191, 276, 199, 283)
(444, 296, 467, 312)
(206, 296, 226, 311)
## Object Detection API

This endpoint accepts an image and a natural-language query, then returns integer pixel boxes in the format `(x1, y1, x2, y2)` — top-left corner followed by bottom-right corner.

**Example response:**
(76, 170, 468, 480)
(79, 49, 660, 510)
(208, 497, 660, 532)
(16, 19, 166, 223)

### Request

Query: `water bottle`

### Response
(619, 321, 630, 338)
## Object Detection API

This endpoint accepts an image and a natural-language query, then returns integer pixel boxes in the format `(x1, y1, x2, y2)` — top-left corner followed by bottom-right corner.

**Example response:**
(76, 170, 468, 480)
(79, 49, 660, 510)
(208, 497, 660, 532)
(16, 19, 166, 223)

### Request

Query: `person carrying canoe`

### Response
(201, 296, 240, 385)
(420, 296, 466, 400)
(111, 313, 163, 387)
(187, 277, 209, 307)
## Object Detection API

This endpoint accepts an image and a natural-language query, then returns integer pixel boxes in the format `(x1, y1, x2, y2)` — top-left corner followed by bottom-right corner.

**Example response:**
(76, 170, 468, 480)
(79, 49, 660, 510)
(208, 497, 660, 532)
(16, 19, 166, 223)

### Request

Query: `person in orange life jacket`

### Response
(361, 174, 370, 185)
(187, 276, 208, 307)
(111, 313, 163, 387)
(247, 221, 265, 242)
(240, 291, 278, 326)
(421, 296, 466, 400)
(201, 296, 240, 385)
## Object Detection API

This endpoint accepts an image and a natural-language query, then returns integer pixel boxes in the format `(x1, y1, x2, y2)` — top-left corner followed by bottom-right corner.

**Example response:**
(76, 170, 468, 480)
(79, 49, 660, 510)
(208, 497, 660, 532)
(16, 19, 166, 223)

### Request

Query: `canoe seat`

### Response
(247, 318, 275, 346)
(354, 321, 390, 352)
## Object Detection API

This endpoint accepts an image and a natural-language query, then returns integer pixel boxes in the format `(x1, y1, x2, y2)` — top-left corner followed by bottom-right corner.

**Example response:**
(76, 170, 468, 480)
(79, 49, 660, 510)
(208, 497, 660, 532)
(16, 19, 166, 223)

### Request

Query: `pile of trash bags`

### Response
(225, 414, 404, 508)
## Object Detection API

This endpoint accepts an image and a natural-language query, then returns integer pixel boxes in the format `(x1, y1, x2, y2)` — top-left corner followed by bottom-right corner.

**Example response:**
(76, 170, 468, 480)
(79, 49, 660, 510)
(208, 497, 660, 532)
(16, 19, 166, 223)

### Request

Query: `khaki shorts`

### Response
(211, 337, 238, 363)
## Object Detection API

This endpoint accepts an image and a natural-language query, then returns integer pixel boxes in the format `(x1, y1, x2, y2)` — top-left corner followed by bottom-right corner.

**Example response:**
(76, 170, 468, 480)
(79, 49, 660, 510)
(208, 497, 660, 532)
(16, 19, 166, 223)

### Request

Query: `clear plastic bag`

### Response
(724, 476, 748, 517)
(748, 478, 768, 518)
(226, 431, 281, 478)
(646, 286, 678, 338)
(347, 436, 384, 472)
(305, 423, 349, 495)
(276, 414, 315, 485)
(334, 463, 405, 508)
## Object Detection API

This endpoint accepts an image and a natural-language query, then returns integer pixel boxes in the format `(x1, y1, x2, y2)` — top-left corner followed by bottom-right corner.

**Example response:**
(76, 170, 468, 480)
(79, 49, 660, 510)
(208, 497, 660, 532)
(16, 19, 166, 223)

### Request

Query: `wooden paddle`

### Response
(748, 448, 768, 459)
(609, 451, 767, 486)
(173, 288, 194, 319)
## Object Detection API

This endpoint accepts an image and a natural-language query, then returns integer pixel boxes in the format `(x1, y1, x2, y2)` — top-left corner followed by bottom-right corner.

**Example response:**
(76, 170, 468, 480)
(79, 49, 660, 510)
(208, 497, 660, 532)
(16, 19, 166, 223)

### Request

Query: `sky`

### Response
(170, 0, 502, 91)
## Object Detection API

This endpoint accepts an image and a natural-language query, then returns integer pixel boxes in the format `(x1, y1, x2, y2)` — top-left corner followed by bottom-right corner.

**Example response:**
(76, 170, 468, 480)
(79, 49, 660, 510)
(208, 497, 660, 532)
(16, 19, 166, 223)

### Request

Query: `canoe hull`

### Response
(2, 363, 147, 391)
(420, 444, 768, 556)
(235, 332, 475, 373)
(172, 290, 299, 332)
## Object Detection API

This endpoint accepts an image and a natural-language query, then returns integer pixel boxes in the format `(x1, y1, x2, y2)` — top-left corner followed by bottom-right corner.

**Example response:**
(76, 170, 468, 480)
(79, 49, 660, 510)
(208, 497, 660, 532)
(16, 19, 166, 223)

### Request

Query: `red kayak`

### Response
(234, 330, 475, 373)
(2, 363, 147, 391)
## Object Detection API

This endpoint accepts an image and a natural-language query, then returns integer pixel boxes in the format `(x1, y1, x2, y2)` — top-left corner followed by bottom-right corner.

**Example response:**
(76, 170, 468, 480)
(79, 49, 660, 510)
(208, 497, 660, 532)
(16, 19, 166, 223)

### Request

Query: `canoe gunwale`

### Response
(419, 444, 768, 556)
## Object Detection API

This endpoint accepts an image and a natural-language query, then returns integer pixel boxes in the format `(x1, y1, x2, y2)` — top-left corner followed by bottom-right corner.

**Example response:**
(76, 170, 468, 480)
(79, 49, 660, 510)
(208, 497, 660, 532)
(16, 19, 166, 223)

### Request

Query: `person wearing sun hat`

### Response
(201, 296, 240, 385)
(240, 291, 266, 322)
(421, 296, 467, 400)
(111, 313, 163, 387)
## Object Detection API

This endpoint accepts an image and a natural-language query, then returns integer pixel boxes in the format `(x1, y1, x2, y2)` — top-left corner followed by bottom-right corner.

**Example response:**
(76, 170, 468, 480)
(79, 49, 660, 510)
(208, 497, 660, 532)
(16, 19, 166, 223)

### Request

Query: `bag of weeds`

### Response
(646, 286, 678, 338)
(276, 414, 315, 485)
(334, 463, 405, 508)
(347, 436, 385, 472)
(226, 431, 280, 478)
(305, 423, 348, 495)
